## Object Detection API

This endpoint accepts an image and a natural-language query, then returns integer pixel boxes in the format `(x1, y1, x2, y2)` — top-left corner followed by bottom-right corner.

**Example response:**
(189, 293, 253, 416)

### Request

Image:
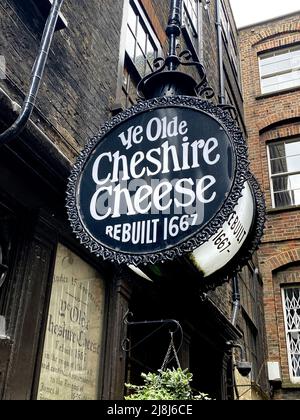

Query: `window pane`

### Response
(146, 41, 155, 67)
(274, 191, 294, 207)
(260, 45, 300, 94)
(271, 157, 300, 175)
(135, 45, 146, 76)
(220, 2, 229, 38)
(137, 21, 147, 53)
(183, 0, 198, 38)
(270, 141, 300, 174)
(273, 174, 300, 192)
(126, 28, 136, 60)
(273, 174, 300, 207)
(269, 143, 286, 159)
(270, 158, 289, 175)
(286, 140, 300, 158)
(287, 156, 300, 173)
(262, 70, 300, 94)
(124, 0, 161, 101)
(128, 4, 137, 33)
(269, 140, 300, 208)
(284, 287, 300, 379)
(146, 62, 152, 75)
(261, 52, 298, 77)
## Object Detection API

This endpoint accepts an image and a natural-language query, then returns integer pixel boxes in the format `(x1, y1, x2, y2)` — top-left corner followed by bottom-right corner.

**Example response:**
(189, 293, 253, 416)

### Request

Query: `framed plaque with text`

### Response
(37, 244, 106, 401)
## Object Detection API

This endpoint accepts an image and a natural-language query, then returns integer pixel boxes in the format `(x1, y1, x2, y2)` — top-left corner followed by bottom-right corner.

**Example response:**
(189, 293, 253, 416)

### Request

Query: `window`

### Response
(121, 0, 161, 107)
(219, 1, 240, 82)
(282, 287, 300, 382)
(182, 0, 202, 57)
(228, 32, 240, 79)
(259, 45, 300, 94)
(183, 0, 199, 38)
(238, 264, 267, 389)
(219, 0, 230, 41)
(268, 139, 300, 208)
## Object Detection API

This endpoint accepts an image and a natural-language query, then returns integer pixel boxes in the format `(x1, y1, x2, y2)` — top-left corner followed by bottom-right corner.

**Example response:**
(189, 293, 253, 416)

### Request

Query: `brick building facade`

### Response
(0, 0, 268, 400)
(239, 12, 300, 400)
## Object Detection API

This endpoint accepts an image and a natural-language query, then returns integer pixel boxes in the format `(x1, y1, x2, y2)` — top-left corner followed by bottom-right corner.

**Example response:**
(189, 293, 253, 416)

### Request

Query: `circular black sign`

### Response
(67, 96, 249, 265)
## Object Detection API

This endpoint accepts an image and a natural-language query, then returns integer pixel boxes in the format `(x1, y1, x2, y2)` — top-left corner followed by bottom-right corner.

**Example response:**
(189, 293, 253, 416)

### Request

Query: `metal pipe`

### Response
(0, 0, 64, 146)
(231, 274, 240, 326)
(166, 0, 183, 70)
(227, 341, 246, 364)
(216, 0, 225, 104)
(0, 245, 8, 289)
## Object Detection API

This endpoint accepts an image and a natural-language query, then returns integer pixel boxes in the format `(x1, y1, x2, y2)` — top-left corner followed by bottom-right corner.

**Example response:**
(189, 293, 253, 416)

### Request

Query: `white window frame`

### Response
(282, 286, 300, 384)
(182, 0, 202, 57)
(267, 138, 300, 209)
(183, 0, 199, 37)
(259, 45, 300, 95)
(219, 0, 230, 42)
(121, 0, 162, 107)
(267, 144, 276, 209)
(125, 0, 162, 77)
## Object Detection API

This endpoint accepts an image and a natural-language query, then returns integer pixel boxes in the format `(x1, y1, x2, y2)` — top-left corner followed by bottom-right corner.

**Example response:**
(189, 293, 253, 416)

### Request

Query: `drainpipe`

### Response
(231, 274, 240, 327)
(0, 0, 64, 146)
(216, 0, 225, 105)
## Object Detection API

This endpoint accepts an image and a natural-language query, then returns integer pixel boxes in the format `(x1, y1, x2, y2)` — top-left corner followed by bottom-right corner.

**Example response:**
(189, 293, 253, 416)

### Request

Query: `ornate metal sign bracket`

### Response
(66, 0, 266, 291)
(137, 0, 215, 100)
(122, 310, 183, 353)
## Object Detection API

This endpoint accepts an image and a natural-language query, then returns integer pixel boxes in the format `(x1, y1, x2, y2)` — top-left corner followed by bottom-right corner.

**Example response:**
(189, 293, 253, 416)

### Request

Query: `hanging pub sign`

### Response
(66, 96, 256, 268)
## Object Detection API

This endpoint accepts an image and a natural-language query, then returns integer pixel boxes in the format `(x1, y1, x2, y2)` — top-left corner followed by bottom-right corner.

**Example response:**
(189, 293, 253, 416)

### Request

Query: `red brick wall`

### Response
(239, 13, 300, 399)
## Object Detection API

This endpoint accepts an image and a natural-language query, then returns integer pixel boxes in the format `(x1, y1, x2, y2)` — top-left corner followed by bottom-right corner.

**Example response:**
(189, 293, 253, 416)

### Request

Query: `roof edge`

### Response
(238, 10, 300, 31)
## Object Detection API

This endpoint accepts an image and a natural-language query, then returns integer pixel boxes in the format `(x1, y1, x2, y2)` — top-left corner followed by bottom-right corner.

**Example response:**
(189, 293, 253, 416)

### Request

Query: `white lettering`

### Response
(130, 151, 145, 179)
(118, 125, 143, 150)
(153, 182, 173, 211)
(196, 176, 216, 203)
(92, 152, 112, 185)
(133, 185, 152, 214)
(90, 186, 112, 220)
(175, 178, 195, 208)
(203, 138, 220, 165)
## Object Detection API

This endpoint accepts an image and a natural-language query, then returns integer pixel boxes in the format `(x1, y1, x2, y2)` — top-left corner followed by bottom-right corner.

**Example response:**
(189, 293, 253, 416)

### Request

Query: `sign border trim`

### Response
(66, 96, 249, 266)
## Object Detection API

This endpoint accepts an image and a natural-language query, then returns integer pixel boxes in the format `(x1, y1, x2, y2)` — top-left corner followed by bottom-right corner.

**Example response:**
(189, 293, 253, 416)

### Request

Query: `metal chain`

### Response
(161, 340, 173, 371)
(161, 332, 181, 370)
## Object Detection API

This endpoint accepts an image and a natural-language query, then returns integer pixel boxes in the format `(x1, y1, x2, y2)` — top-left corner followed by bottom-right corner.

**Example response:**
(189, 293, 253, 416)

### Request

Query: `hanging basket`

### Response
(125, 332, 212, 400)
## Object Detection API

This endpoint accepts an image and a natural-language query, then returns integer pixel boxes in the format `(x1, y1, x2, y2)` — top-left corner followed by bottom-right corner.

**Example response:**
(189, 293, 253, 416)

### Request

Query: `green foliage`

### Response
(125, 368, 212, 400)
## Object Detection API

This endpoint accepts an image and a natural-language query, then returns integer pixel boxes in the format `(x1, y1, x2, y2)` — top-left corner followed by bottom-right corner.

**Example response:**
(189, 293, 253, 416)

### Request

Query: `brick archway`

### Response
(265, 249, 300, 273)
(251, 23, 300, 46)
(258, 115, 300, 134)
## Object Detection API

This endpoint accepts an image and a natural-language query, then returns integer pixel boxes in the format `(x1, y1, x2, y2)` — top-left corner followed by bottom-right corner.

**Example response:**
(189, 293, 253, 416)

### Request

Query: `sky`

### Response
(230, 0, 300, 28)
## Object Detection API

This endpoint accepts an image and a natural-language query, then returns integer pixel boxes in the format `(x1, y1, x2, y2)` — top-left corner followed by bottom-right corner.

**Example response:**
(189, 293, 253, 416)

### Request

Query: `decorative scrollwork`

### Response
(218, 104, 238, 121)
(137, 57, 167, 99)
(137, 48, 215, 100)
